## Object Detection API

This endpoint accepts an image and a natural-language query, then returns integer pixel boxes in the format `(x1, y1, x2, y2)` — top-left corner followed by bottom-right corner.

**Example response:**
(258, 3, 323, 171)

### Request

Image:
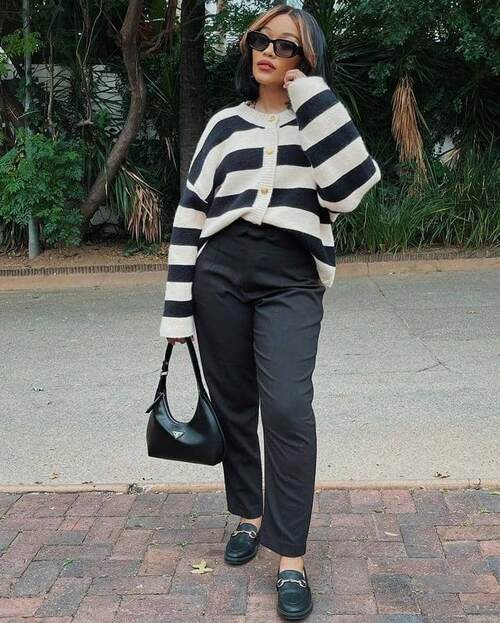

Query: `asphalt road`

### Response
(1, 267, 499, 486)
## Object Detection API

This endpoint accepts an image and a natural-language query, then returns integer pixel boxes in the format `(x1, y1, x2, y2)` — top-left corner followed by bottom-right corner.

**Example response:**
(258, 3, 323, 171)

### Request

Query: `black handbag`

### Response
(145, 336, 226, 465)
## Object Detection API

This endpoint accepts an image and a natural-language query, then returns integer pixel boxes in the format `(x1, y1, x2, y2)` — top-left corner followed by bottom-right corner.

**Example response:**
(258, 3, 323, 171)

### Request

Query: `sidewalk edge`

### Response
(1, 478, 499, 494)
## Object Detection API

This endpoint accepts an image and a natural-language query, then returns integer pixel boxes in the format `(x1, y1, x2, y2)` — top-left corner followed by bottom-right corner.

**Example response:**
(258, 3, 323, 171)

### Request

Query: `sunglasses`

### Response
(247, 30, 303, 59)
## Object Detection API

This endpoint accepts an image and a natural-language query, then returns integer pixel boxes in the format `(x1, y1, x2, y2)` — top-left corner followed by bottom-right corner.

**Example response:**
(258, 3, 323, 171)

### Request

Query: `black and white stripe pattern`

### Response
(160, 75, 381, 338)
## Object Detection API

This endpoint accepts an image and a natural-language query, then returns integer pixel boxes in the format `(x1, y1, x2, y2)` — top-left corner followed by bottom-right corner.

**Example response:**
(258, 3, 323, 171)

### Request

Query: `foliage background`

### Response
(0, 0, 498, 253)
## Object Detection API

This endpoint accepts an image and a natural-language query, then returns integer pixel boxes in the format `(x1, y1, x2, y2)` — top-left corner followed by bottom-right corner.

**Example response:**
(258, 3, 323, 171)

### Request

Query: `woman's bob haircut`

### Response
(235, 4, 331, 102)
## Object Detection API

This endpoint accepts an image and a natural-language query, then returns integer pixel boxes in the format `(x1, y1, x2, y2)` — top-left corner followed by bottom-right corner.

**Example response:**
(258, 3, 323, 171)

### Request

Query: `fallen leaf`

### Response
(191, 559, 213, 574)
(433, 471, 450, 479)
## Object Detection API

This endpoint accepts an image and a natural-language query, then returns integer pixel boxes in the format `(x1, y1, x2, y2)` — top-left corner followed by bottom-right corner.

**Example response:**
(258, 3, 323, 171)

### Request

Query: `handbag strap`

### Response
(155, 337, 206, 397)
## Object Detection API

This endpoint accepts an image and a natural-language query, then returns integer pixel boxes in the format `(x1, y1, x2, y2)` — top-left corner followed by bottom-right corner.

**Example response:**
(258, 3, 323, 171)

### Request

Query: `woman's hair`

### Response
(235, 4, 331, 101)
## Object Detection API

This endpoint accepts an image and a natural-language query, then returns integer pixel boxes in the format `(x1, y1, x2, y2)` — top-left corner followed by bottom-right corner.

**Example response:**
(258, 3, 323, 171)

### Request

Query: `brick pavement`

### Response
(0, 487, 499, 622)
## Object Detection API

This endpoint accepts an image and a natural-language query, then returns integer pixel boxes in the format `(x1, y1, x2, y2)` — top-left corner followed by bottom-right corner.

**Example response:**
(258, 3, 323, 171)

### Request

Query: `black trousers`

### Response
(192, 217, 325, 557)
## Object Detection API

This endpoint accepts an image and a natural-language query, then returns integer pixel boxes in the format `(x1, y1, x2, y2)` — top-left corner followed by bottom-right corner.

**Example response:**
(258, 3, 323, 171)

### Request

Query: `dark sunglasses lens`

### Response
(276, 40, 296, 57)
(248, 31, 268, 50)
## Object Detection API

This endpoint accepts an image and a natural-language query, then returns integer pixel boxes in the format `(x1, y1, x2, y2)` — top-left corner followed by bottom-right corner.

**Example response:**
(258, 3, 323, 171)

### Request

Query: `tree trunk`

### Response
(179, 0, 207, 189)
(79, 0, 146, 230)
(0, 81, 24, 149)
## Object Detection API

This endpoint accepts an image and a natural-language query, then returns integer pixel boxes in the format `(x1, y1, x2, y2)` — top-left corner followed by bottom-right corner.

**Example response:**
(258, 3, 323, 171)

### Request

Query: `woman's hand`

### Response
(283, 69, 307, 89)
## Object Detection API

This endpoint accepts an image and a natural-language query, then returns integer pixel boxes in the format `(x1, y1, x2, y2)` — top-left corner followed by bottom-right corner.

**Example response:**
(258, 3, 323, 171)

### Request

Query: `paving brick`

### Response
(474, 492, 500, 513)
(328, 524, 374, 541)
(128, 493, 167, 517)
(34, 577, 91, 617)
(331, 557, 371, 593)
(0, 517, 63, 531)
(151, 526, 224, 544)
(205, 575, 248, 615)
(488, 557, 500, 582)
(97, 493, 134, 517)
(471, 513, 500, 525)
(116, 591, 207, 620)
(331, 541, 407, 558)
(34, 543, 112, 562)
(0, 531, 55, 577)
(192, 513, 228, 528)
(480, 542, 500, 556)
(246, 591, 278, 617)
(59, 559, 140, 578)
(0, 530, 18, 553)
(138, 543, 182, 575)
(11, 561, 62, 596)
(411, 573, 500, 594)
(192, 491, 228, 514)
(443, 491, 482, 514)
(398, 511, 468, 527)
(0, 596, 44, 617)
(161, 493, 194, 515)
(87, 574, 171, 595)
(329, 617, 425, 623)
(126, 514, 188, 529)
(382, 490, 417, 514)
(411, 490, 448, 514)
(401, 525, 444, 558)
(438, 526, 500, 541)
(5, 494, 78, 518)
(330, 513, 370, 528)
(0, 494, 21, 518)
(73, 594, 120, 623)
(328, 593, 377, 614)
(319, 490, 351, 513)
(443, 540, 489, 575)
(444, 540, 481, 559)
(82, 515, 125, 543)
(369, 514, 403, 541)
(371, 574, 419, 613)
(416, 592, 464, 617)
(350, 490, 384, 513)
(45, 531, 88, 545)
(367, 557, 447, 576)
(310, 512, 331, 527)
(66, 492, 106, 516)
(109, 529, 152, 560)
(0, 618, 72, 623)
(0, 577, 13, 598)
(460, 592, 500, 614)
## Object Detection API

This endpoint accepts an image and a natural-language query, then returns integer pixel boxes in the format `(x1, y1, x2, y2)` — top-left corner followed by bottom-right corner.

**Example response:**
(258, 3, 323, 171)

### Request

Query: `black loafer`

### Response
(276, 567, 313, 620)
(224, 521, 261, 565)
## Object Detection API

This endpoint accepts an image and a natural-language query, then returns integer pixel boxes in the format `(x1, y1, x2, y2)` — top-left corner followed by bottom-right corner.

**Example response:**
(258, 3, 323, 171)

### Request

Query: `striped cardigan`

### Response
(160, 75, 381, 338)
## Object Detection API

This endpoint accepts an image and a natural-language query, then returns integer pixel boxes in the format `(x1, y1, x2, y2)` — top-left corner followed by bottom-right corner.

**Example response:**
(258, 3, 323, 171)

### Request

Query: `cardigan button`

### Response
(265, 147, 274, 155)
(260, 187, 269, 194)
(268, 115, 276, 122)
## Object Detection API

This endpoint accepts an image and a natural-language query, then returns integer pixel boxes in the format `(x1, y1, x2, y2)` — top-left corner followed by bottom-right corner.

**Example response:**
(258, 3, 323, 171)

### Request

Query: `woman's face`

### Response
(250, 14, 303, 89)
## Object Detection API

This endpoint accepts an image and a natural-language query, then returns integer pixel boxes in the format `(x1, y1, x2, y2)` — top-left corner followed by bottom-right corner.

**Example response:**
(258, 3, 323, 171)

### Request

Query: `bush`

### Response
(335, 143, 500, 255)
(0, 129, 85, 247)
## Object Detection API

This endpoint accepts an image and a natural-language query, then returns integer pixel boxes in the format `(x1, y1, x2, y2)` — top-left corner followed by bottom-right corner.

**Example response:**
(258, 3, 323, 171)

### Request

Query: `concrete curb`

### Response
(1, 478, 500, 495)
(0, 257, 499, 292)
(1, 245, 499, 278)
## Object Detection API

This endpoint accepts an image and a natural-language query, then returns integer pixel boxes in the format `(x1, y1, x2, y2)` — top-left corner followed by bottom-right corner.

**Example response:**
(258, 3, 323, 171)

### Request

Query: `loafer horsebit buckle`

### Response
(276, 577, 307, 588)
(231, 528, 258, 539)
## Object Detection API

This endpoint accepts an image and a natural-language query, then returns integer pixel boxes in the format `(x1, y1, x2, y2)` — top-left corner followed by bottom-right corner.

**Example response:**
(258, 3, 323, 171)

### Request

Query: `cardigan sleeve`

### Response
(159, 113, 221, 338)
(286, 75, 381, 220)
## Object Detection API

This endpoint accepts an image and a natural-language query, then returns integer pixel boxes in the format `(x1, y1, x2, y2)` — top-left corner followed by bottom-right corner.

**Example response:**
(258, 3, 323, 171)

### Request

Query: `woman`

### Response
(160, 4, 381, 620)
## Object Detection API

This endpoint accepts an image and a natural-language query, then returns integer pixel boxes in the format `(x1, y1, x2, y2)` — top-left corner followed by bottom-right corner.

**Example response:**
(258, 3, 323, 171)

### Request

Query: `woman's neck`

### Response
(249, 88, 291, 113)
